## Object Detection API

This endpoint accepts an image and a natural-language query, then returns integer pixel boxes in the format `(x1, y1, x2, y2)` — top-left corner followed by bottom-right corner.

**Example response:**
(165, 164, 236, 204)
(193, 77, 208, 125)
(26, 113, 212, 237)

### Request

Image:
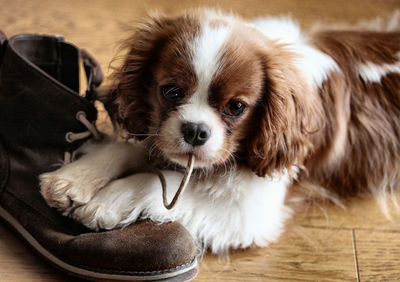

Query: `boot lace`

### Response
(64, 111, 101, 164)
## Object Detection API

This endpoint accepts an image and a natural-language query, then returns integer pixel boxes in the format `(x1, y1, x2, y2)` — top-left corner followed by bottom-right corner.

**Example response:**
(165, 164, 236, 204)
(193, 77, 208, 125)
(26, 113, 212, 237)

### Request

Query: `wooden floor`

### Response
(1, 0, 400, 281)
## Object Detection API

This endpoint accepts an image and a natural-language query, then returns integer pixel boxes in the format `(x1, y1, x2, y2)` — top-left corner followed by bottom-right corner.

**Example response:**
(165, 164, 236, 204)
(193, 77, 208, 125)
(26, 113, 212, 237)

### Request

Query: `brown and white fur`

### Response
(40, 9, 400, 254)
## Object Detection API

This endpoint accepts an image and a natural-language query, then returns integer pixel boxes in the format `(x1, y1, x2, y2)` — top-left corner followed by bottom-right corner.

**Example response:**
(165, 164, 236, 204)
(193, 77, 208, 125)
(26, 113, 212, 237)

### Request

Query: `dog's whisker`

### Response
(127, 133, 159, 137)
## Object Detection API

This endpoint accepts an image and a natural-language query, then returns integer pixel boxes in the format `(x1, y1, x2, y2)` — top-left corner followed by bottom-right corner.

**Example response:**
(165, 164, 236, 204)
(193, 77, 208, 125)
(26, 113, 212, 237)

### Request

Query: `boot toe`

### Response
(57, 220, 198, 279)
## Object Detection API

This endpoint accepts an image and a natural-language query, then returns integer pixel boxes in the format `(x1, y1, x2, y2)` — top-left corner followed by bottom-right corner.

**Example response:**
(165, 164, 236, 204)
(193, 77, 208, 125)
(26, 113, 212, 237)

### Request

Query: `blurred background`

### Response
(1, 0, 400, 281)
(1, 0, 398, 81)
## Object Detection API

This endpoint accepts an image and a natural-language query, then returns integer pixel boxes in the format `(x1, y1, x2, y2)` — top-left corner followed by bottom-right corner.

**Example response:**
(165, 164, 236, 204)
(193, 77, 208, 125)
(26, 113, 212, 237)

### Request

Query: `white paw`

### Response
(39, 170, 107, 214)
(67, 174, 156, 231)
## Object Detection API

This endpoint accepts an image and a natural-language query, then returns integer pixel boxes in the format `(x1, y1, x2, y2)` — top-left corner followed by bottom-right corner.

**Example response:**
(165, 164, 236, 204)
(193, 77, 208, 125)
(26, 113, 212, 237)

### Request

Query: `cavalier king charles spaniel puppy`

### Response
(40, 9, 400, 254)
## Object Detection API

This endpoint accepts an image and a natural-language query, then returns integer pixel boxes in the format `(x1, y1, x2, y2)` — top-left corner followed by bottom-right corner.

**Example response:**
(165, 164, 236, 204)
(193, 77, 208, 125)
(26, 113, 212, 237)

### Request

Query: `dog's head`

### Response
(112, 10, 317, 176)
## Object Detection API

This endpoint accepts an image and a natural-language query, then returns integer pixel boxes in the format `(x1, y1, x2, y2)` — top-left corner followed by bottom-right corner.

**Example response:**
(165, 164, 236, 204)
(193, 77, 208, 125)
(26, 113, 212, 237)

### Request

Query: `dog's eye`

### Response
(223, 100, 246, 117)
(160, 84, 184, 103)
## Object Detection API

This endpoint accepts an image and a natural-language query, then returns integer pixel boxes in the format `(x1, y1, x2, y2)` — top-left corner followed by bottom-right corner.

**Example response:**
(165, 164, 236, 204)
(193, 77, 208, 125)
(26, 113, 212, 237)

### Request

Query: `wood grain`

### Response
(294, 196, 400, 231)
(356, 230, 400, 281)
(1, 0, 400, 281)
(197, 228, 356, 281)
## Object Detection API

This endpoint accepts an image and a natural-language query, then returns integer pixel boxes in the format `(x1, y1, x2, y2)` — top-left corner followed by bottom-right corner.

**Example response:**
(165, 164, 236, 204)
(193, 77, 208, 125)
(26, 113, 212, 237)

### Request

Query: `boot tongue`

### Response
(10, 35, 80, 94)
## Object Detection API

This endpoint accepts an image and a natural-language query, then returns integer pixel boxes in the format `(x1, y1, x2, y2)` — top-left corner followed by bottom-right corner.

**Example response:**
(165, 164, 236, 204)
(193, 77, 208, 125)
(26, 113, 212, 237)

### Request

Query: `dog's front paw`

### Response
(40, 173, 76, 210)
(67, 176, 151, 230)
(39, 169, 106, 214)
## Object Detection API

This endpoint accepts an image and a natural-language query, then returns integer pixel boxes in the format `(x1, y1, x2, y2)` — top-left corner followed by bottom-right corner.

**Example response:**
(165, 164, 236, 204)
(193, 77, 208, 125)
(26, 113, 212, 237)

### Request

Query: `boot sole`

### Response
(0, 206, 198, 281)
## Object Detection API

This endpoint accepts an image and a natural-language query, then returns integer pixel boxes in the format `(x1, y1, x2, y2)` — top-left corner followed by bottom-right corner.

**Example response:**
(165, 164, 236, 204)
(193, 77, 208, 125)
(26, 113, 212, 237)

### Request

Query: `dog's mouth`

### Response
(169, 152, 201, 165)
(152, 136, 223, 169)
(165, 151, 212, 168)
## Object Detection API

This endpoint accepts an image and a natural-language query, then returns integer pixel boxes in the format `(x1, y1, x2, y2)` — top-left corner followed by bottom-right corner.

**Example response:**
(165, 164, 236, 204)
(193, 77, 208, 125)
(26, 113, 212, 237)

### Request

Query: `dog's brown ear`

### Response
(242, 46, 321, 177)
(108, 14, 177, 140)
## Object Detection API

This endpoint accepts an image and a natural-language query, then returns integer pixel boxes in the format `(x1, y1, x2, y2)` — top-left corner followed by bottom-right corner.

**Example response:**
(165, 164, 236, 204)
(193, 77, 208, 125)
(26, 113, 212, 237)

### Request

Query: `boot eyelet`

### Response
(65, 132, 74, 143)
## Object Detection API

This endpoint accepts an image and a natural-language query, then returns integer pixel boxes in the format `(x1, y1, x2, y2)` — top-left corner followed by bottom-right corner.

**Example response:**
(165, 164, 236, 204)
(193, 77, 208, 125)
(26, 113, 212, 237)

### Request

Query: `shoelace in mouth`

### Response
(153, 154, 195, 210)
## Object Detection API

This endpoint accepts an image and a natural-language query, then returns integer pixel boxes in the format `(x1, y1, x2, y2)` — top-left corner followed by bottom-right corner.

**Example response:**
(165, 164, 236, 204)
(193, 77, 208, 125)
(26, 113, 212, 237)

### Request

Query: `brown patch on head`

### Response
(235, 37, 323, 177)
(201, 24, 323, 176)
(110, 13, 200, 138)
(150, 30, 199, 130)
(207, 27, 265, 160)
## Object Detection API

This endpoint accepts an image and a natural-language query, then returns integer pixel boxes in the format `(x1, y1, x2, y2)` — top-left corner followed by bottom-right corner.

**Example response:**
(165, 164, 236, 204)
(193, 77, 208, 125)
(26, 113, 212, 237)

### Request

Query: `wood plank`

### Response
(355, 230, 400, 281)
(293, 195, 400, 231)
(197, 227, 356, 281)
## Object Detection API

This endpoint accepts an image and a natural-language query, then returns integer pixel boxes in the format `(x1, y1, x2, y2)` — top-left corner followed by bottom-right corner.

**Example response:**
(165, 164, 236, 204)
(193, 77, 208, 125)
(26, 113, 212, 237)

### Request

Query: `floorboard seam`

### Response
(351, 229, 360, 282)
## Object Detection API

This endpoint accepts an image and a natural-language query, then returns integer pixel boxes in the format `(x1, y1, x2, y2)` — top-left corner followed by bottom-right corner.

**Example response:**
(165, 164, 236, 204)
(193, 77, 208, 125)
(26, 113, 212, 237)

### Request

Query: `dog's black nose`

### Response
(181, 122, 211, 147)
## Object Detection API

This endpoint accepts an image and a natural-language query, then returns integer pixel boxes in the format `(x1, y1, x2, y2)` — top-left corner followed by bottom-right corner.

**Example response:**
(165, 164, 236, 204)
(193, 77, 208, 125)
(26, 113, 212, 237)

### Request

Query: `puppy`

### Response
(40, 9, 400, 254)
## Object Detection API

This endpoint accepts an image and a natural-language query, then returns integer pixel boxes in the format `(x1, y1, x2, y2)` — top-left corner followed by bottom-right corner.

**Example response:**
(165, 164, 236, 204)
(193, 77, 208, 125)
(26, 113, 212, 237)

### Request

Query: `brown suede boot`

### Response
(0, 32, 197, 281)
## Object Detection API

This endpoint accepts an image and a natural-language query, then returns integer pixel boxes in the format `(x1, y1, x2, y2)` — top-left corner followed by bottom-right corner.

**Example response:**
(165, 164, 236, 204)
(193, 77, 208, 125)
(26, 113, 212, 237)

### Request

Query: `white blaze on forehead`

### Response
(176, 22, 232, 158)
(191, 22, 231, 102)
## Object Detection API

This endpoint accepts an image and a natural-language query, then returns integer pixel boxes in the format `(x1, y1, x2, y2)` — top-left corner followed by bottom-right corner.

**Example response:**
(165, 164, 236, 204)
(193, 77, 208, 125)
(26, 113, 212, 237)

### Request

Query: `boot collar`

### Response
(3, 33, 103, 102)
